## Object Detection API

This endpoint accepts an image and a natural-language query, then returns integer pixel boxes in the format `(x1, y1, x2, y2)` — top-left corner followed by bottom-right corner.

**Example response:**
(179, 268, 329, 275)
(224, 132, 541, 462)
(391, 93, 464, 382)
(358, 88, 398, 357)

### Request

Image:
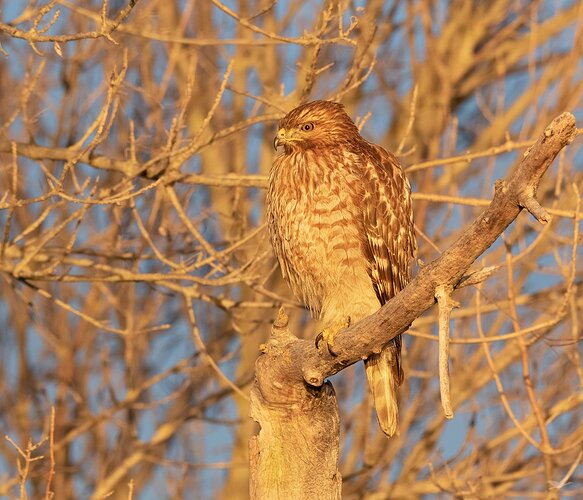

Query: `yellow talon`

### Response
(315, 316, 351, 356)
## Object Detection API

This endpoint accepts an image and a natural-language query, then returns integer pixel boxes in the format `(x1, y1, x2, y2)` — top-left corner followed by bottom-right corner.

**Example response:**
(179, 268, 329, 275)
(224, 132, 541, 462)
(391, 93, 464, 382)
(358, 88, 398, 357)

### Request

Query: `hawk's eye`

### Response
(302, 123, 315, 132)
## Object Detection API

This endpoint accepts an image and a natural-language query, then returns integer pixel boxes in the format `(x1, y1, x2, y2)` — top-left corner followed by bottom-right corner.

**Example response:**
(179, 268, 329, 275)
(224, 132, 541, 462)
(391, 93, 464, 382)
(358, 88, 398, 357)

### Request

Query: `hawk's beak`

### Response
(274, 128, 286, 151)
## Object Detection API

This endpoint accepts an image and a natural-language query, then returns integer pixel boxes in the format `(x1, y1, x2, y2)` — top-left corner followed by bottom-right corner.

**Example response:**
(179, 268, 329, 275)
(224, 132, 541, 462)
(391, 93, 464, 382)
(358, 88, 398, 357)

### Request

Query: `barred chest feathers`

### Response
(267, 149, 380, 323)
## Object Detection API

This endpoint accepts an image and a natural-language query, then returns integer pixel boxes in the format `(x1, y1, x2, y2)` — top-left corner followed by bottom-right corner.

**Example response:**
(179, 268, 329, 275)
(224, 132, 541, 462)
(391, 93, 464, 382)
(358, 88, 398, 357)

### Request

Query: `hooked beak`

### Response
(273, 128, 289, 151)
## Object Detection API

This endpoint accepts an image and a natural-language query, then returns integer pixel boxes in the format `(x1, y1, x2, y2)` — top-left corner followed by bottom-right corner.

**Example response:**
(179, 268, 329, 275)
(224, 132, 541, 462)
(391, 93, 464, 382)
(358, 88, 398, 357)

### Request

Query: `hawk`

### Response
(267, 100, 416, 437)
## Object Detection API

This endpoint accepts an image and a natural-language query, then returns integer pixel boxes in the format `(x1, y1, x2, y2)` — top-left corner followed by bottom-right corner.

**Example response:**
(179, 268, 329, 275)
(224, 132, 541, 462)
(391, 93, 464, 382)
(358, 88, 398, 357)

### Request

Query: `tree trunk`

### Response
(249, 309, 342, 500)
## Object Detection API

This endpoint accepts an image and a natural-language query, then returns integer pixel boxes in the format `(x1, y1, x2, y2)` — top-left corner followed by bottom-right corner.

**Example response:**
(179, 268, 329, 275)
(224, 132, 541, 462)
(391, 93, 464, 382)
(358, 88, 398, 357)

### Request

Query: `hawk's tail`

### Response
(364, 336, 403, 437)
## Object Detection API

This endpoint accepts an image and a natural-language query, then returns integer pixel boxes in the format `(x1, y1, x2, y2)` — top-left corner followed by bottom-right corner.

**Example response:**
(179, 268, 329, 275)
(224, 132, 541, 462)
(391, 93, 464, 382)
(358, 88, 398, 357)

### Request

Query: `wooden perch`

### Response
(249, 113, 577, 499)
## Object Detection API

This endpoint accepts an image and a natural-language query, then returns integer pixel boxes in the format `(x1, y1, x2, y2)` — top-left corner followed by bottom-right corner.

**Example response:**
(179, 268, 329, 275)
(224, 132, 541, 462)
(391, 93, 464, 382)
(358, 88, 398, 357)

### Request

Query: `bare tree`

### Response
(0, 1, 581, 499)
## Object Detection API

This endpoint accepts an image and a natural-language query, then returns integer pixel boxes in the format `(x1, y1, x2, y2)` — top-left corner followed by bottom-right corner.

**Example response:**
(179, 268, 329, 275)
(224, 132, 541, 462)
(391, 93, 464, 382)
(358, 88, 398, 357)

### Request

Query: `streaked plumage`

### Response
(267, 100, 416, 436)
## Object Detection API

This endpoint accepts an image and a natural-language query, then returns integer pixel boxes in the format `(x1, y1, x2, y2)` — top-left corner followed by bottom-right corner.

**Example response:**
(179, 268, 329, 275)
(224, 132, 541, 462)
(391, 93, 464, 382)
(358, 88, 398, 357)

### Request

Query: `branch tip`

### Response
(274, 307, 289, 328)
(519, 194, 551, 224)
(458, 266, 501, 288)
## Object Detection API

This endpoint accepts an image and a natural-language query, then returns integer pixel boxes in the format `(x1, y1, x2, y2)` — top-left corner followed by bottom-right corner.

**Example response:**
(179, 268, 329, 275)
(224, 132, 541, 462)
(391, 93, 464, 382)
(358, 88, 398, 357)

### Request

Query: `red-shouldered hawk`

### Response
(267, 100, 416, 437)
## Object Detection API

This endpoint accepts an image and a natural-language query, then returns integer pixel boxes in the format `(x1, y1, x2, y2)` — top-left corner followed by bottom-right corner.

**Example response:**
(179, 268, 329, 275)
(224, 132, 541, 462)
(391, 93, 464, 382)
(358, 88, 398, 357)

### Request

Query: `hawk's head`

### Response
(274, 100, 361, 153)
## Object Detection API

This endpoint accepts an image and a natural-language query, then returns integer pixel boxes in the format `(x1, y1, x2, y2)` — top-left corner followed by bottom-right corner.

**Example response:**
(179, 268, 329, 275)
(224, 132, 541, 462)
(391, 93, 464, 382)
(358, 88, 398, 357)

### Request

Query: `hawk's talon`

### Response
(315, 332, 338, 356)
(314, 331, 324, 349)
(315, 332, 338, 357)
(326, 343, 338, 357)
(315, 316, 351, 357)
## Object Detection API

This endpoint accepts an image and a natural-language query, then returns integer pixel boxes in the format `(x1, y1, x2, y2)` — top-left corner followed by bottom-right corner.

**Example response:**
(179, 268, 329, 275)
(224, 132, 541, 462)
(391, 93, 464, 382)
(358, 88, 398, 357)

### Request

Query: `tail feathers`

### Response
(364, 341, 402, 437)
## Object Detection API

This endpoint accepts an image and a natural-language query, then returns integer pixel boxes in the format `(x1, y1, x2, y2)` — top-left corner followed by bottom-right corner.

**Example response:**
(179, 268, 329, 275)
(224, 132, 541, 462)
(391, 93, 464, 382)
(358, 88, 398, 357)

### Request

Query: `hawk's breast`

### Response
(267, 149, 380, 321)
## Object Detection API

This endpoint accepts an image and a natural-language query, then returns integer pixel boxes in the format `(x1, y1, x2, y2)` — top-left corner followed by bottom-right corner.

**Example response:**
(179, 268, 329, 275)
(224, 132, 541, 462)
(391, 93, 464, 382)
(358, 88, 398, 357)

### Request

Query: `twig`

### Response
(475, 284, 542, 451)
(407, 139, 537, 173)
(185, 60, 235, 154)
(505, 241, 555, 482)
(182, 292, 249, 401)
(0, 0, 138, 45)
(164, 186, 225, 274)
(208, 0, 355, 46)
(44, 407, 55, 500)
(435, 285, 458, 419)
(127, 479, 135, 500)
(457, 266, 501, 288)
(0, 142, 18, 261)
(548, 450, 582, 490)
(396, 84, 418, 155)
(5, 432, 47, 500)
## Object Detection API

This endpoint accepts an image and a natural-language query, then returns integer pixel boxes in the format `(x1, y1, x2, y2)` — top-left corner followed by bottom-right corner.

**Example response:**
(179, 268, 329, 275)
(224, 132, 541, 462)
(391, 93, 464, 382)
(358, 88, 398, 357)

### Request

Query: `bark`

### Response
(249, 309, 342, 499)
(249, 112, 577, 499)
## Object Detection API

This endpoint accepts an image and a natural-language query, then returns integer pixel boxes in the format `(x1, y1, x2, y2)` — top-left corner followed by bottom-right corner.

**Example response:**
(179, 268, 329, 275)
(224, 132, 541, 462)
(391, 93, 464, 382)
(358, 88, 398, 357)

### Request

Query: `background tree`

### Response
(0, 0, 581, 498)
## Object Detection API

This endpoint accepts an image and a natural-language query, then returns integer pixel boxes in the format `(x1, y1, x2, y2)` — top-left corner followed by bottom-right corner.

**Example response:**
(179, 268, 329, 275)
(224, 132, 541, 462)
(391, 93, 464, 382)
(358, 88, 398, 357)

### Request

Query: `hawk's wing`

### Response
(359, 145, 416, 386)
(360, 145, 416, 304)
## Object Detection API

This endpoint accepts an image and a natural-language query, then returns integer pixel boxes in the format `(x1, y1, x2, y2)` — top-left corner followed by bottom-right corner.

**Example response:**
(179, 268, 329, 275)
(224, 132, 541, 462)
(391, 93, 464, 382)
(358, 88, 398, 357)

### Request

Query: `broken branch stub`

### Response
(435, 285, 459, 419)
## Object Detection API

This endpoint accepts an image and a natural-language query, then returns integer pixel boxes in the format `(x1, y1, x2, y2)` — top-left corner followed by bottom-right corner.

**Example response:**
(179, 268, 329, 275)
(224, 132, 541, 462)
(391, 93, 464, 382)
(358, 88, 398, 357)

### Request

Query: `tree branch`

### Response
(435, 284, 459, 419)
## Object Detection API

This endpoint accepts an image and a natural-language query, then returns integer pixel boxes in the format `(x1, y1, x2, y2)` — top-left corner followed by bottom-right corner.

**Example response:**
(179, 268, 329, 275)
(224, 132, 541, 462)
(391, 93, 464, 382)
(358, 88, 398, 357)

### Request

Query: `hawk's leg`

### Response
(315, 316, 351, 356)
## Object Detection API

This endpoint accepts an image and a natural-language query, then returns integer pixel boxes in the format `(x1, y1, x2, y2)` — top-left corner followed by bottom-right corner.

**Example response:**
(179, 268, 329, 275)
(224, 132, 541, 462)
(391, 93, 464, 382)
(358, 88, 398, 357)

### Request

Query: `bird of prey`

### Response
(267, 100, 416, 436)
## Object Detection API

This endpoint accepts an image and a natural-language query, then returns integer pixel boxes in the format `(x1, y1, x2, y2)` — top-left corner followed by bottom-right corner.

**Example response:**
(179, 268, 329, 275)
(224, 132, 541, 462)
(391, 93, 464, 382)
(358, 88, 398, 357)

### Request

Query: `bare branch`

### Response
(435, 285, 458, 419)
